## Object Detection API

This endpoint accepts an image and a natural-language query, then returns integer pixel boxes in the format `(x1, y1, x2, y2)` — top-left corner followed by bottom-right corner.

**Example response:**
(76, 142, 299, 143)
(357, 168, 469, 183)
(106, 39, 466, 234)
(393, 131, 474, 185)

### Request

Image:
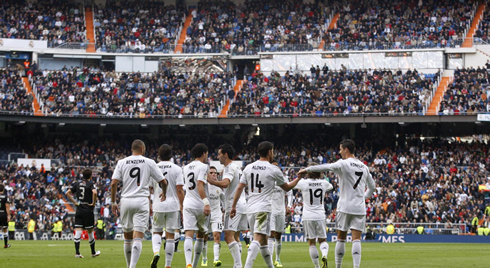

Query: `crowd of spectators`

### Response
(28, 66, 229, 118)
(0, 66, 33, 115)
(0, 0, 86, 47)
(183, 0, 331, 54)
(94, 1, 186, 53)
(229, 67, 439, 117)
(324, 0, 475, 51)
(439, 66, 490, 115)
(1, 132, 489, 236)
(474, 7, 490, 43)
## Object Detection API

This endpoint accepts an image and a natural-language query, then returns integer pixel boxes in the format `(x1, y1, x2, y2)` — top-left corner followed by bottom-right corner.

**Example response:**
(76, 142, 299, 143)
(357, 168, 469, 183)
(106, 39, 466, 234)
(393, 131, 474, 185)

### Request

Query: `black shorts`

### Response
(0, 213, 7, 229)
(75, 209, 95, 229)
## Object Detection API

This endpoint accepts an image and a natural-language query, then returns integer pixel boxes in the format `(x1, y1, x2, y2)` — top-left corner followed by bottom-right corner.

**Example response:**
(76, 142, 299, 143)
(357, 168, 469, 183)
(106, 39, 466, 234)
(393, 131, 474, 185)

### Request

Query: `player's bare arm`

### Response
(279, 176, 302, 192)
(230, 182, 246, 218)
(66, 189, 79, 206)
(158, 178, 168, 201)
(197, 180, 210, 215)
(6, 202, 10, 222)
(176, 185, 184, 212)
(89, 189, 97, 207)
(208, 177, 230, 189)
(110, 179, 120, 216)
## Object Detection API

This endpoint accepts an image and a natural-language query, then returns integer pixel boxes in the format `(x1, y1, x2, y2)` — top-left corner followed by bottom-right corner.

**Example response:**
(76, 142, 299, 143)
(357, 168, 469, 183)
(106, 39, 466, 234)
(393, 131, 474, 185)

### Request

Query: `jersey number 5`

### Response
(353, 172, 363, 189)
(130, 167, 141, 186)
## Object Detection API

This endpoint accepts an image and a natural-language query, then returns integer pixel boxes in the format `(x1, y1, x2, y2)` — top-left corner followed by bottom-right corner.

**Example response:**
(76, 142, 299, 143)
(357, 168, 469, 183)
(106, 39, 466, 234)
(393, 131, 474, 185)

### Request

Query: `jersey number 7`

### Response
(353, 172, 363, 189)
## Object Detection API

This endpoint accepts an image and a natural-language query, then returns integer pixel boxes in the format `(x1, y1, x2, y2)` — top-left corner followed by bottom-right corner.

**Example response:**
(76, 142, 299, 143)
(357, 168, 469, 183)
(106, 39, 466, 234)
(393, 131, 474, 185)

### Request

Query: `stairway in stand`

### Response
(426, 77, 451, 116)
(174, 9, 195, 53)
(462, 4, 486, 47)
(219, 80, 244, 118)
(22, 77, 44, 116)
(85, 7, 96, 52)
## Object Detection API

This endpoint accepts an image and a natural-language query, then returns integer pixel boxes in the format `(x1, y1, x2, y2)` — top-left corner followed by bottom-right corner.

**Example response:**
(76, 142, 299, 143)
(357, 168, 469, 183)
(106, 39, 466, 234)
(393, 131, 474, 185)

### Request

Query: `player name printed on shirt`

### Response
(112, 155, 164, 198)
(241, 160, 286, 213)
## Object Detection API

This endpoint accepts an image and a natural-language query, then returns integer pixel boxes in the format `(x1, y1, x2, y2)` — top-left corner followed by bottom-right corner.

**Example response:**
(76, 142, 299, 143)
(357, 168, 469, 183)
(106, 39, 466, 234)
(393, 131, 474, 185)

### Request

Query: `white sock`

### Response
(192, 238, 204, 267)
(275, 240, 282, 262)
(352, 240, 361, 268)
(202, 240, 208, 261)
(309, 245, 320, 268)
(229, 241, 242, 267)
(320, 241, 329, 259)
(214, 242, 221, 261)
(184, 236, 193, 266)
(152, 233, 162, 254)
(335, 240, 345, 268)
(124, 239, 133, 267)
(165, 239, 175, 267)
(260, 245, 274, 268)
(129, 238, 142, 268)
(268, 238, 274, 258)
(238, 242, 243, 254)
(244, 241, 260, 268)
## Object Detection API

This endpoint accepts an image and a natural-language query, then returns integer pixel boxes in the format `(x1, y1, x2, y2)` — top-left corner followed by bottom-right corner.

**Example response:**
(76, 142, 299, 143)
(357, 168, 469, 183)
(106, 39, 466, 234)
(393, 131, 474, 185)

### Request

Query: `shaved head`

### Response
(132, 139, 146, 154)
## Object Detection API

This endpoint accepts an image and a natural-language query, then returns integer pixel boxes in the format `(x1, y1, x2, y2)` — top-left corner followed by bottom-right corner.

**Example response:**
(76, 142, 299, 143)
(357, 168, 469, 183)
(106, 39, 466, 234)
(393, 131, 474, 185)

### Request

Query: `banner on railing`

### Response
(477, 114, 490, 121)
(17, 158, 51, 169)
(278, 234, 489, 243)
(0, 39, 48, 49)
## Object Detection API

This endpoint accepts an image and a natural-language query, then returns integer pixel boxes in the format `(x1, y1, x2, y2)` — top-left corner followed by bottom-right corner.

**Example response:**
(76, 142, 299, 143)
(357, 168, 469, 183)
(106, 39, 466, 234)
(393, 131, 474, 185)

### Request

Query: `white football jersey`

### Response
(271, 186, 286, 215)
(241, 160, 286, 213)
(183, 160, 209, 210)
(112, 155, 164, 198)
(208, 183, 224, 223)
(222, 163, 246, 213)
(306, 158, 375, 215)
(295, 179, 333, 220)
(153, 161, 184, 213)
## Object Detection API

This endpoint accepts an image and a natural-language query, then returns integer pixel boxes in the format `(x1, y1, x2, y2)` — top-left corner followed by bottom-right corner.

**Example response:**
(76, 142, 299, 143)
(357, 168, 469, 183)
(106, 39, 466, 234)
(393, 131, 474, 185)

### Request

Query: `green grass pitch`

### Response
(0, 240, 489, 267)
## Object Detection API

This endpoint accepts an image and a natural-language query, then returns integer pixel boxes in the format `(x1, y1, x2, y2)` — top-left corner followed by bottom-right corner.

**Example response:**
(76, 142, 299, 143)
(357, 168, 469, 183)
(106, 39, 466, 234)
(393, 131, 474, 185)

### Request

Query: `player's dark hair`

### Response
(209, 166, 217, 171)
(271, 159, 279, 166)
(191, 143, 208, 159)
(132, 139, 145, 153)
(218, 144, 235, 159)
(82, 169, 92, 180)
(0, 183, 4, 192)
(307, 162, 322, 179)
(340, 139, 355, 154)
(258, 141, 273, 158)
(158, 144, 173, 161)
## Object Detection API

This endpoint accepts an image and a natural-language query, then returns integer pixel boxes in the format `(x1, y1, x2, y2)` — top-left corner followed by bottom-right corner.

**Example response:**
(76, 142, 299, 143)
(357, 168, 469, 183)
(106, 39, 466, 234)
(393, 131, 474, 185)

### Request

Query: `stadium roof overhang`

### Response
(0, 114, 480, 125)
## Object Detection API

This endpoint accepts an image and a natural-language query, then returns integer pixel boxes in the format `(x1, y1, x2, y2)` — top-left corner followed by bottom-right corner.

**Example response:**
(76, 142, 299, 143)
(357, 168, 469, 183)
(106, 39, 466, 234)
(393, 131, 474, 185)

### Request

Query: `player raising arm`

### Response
(231, 141, 302, 268)
(298, 139, 375, 268)
(296, 163, 334, 268)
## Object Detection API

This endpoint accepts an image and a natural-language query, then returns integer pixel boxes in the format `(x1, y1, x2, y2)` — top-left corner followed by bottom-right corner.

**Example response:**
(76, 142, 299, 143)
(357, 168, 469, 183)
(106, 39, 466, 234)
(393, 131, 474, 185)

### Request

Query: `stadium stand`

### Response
(27, 69, 229, 117)
(324, 0, 476, 50)
(183, 0, 331, 54)
(0, 68, 33, 115)
(438, 67, 490, 115)
(0, 0, 86, 47)
(228, 68, 440, 116)
(93, 1, 186, 53)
